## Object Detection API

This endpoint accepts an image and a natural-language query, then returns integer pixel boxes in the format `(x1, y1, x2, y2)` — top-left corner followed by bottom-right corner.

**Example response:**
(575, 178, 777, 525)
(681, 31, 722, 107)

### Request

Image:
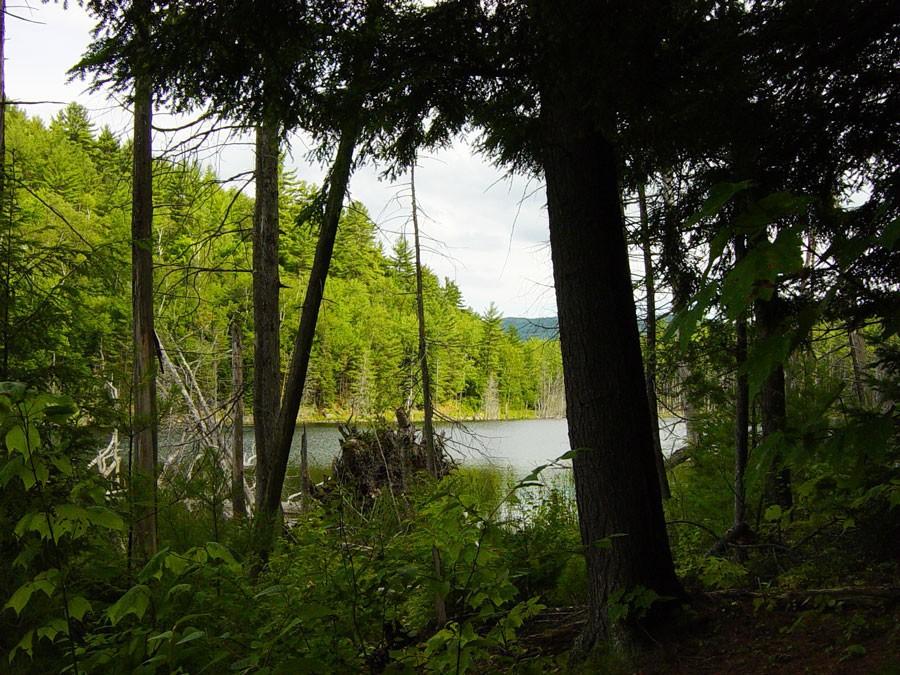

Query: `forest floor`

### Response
(517, 592, 900, 674)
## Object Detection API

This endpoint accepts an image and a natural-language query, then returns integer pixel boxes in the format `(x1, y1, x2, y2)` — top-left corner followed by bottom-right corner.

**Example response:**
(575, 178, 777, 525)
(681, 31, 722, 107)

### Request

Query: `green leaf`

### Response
(254, 584, 287, 600)
(166, 583, 193, 600)
(6, 425, 41, 458)
(176, 629, 206, 645)
(32, 458, 50, 486)
(735, 192, 809, 233)
(15, 512, 50, 540)
(518, 464, 549, 485)
(10, 629, 34, 661)
(745, 333, 793, 399)
(205, 541, 238, 567)
(107, 584, 151, 625)
(764, 505, 782, 522)
(50, 454, 73, 476)
(147, 630, 174, 643)
(37, 618, 68, 643)
(663, 284, 717, 349)
(880, 217, 900, 249)
(296, 603, 338, 621)
(557, 447, 592, 461)
(86, 506, 125, 531)
(4, 579, 55, 616)
(685, 181, 753, 229)
(40, 395, 78, 422)
(0, 455, 25, 487)
(67, 595, 92, 621)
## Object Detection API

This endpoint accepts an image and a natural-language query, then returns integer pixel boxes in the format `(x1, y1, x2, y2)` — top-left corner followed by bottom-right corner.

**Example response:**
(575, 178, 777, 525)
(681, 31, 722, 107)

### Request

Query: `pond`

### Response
(242, 417, 685, 478)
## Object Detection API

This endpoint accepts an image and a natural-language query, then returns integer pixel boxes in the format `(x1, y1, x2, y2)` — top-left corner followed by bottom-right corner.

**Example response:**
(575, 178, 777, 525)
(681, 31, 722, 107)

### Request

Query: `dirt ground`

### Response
(516, 593, 900, 674)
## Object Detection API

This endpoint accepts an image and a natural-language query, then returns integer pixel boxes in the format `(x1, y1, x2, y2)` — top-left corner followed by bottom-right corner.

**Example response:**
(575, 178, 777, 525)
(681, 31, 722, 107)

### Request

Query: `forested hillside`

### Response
(3, 104, 563, 422)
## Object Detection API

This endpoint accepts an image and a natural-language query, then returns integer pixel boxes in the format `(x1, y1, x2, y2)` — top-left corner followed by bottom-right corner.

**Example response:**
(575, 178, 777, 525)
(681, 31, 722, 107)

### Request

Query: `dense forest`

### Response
(2, 104, 564, 422)
(1, 0, 898, 673)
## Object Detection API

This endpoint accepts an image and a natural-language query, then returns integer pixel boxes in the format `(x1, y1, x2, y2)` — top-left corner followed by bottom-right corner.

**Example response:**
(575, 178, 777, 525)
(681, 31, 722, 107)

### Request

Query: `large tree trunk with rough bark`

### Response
(252, 119, 281, 512)
(131, 71, 158, 565)
(756, 292, 792, 510)
(538, 46, 682, 647)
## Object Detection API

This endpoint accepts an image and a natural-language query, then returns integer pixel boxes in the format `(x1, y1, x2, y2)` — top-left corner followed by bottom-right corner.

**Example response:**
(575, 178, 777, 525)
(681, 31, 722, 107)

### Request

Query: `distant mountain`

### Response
(502, 317, 559, 340)
(503, 315, 648, 340)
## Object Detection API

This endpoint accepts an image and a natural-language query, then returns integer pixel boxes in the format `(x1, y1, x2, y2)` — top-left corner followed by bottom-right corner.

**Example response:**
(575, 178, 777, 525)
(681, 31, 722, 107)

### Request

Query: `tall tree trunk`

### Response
(252, 119, 281, 512)
(410, 162, 448, 626)
(734, 235, 750, 528)
(255, 120, 361, 548)
(0, 0, 7, 381)
(539, 101, 682, 650)
(0, 0, 5, 203)
(231, 319, 247, 520)
(131, 71, 158, 564)
(637, 181, 670, 499)
(659, 173, 699, 447)
(848, 330, 869, 407)
(410, 163, 439, 478)
(252, 1, 381, 560)
(756, 293, 792, 510)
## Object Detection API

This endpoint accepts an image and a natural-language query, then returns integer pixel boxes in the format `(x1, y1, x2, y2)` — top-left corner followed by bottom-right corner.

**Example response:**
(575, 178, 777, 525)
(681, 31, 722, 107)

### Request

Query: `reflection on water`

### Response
(239, 417, 685, 478)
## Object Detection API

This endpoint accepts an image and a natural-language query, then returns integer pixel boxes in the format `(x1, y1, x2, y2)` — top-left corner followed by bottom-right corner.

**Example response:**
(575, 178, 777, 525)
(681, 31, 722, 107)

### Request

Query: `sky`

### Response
(6, 2, 559, 319)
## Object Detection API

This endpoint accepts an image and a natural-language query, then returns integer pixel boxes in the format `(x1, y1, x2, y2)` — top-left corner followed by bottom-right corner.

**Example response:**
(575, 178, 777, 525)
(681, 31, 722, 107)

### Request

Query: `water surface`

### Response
(242, 417, 685, 478)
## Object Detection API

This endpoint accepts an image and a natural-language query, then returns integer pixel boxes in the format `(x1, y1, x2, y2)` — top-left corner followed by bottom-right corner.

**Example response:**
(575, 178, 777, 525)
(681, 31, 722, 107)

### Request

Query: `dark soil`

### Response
(515, 592, 900, 674)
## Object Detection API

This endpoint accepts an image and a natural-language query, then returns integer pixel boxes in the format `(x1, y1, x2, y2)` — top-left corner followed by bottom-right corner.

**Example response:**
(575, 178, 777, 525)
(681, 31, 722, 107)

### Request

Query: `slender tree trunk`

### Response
(0, 0, 7, 381)
(757, 293, 792, 510)
(659, 173, 699, 447)
(734, 235, 749, 528)
(231, 319, 247, 520)
(637, 181, 670, 499)
(252, 118, 281, 512)
(0, 0, 5, 207)
(539, 96, 682, 650)
(131, 71, 158, 564)
(410, 162, 448, 626)
(256, 120, 361, 546)
(848, 330, 869, 407)
(252, 1, 382, 560)
(410, 163, 439, 477)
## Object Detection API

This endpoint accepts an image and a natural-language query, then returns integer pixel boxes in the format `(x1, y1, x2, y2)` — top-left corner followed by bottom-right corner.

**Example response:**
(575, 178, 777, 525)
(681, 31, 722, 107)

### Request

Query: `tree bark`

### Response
(658, 173, 699, 447)
(410, 163, 439, 478)
(252, 118, 281, 512)
(848, 330, 869, 407)
(411, 162, 448, 626)
(733, 235, 750, 529)
(131, 71, 158, 564)
(0, 0, 7, 381)
(637, 180, 670, 499)
(231, 319, 247, 520)
(757, 293, 792, 510)
(255, 119, 361, 546)
(539, 89, 682, 650)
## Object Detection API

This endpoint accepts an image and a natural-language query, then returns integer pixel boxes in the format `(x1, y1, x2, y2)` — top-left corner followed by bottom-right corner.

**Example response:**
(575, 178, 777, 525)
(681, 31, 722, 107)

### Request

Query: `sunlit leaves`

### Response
(107, 585, 152, 625)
